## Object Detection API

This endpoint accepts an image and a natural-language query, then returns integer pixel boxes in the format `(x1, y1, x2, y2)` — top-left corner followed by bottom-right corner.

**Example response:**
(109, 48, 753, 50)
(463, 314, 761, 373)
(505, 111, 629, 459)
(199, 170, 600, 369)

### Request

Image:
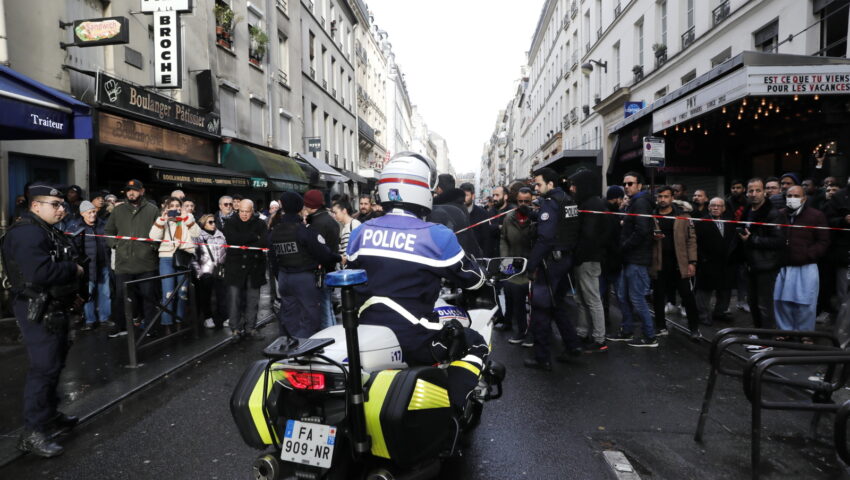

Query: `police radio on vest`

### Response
(361, 229, 417, 252)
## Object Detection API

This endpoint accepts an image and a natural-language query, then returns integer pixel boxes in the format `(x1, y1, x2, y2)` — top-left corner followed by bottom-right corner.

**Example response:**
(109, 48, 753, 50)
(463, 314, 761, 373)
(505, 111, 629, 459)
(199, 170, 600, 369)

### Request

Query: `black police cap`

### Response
(28, 184, 64, 198)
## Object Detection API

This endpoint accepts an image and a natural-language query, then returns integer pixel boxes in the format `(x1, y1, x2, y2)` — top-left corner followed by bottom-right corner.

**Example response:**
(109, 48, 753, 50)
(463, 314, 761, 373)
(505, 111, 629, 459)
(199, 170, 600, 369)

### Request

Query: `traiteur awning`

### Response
(297, 154, 349, 183)
(0, 66, 93, 140)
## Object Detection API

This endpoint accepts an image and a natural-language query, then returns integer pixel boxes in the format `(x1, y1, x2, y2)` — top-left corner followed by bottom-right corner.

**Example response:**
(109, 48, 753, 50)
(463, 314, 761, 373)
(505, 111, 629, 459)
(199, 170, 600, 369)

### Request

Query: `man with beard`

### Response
(691, 189, 709, 218)
(726, 179, 747, 221)
(486, 185, 515, 258)
(355, 193, 378, 221)
(104, 180, 160, 337)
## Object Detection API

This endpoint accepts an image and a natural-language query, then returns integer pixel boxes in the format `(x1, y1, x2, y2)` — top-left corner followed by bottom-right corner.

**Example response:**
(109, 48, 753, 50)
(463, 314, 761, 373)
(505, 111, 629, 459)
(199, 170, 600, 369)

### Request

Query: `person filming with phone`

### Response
(738, 178, 786, 343)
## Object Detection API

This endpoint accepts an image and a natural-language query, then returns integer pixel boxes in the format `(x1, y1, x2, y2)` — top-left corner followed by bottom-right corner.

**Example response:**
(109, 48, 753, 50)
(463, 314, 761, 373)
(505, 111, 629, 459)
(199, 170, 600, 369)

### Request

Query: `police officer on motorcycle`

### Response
(524, 168, 583, 370)
(1, 184, 86, 457)
(346, 152, 488, 413)
(270, 191, 342, 338)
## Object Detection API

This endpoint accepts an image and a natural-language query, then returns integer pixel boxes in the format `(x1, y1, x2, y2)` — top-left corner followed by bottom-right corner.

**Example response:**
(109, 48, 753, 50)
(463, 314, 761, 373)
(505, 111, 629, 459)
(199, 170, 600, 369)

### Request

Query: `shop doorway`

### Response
(8, 153, 69, 218)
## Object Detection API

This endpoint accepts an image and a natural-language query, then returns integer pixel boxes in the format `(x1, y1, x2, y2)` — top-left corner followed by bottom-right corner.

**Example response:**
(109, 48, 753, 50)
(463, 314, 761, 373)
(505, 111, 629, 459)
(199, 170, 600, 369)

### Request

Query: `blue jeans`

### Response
(620, 263, 655, 338)
(84, 266, 112, 325)
(159, 257, 188, 326)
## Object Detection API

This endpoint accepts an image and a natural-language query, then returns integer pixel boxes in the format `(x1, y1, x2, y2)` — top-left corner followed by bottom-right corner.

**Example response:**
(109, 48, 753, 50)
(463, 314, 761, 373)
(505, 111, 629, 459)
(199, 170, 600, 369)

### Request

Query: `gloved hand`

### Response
(440, 319, 467, 361)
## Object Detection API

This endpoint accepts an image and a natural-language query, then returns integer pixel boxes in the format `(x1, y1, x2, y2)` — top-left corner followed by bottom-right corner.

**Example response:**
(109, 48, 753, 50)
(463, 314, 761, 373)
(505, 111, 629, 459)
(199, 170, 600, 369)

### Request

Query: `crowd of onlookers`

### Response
(11, 168, 849, 355)
(11, 178, 386, 341)
(480, 169, 850, 355)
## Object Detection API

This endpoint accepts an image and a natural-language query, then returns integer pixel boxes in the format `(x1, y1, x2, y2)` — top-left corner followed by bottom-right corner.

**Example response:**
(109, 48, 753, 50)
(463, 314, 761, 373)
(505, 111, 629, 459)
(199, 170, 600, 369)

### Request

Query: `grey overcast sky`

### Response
(366, 0, 545, 175)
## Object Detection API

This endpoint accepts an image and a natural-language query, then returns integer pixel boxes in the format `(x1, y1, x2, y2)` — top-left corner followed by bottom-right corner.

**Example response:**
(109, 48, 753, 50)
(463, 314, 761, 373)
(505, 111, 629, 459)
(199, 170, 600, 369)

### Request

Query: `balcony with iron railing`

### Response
(569, 108, 578, 124)
(571, 51, 578, 69)
(324, 150, 330, 162)
(681, 26, 695, 50)
(322, 79, 328, 89)
(614, 1, 622, 18)
(596, 27, 602, 41)
(310, 66, 315, 79)
(563, 14, 570, 31)
(570, 2, 578, 19)
(585, 42, 591, 54)
(713, 0, 730, 26)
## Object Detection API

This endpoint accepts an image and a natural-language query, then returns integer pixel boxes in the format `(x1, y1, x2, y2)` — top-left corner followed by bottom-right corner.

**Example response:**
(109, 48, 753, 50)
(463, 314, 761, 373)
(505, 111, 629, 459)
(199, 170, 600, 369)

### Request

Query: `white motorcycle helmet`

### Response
(377, 151, 438, 216)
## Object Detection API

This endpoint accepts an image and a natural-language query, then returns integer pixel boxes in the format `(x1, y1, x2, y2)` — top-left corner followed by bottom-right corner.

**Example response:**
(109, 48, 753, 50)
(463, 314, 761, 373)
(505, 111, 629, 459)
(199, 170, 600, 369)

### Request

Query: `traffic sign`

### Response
(643, 136, 665, 167)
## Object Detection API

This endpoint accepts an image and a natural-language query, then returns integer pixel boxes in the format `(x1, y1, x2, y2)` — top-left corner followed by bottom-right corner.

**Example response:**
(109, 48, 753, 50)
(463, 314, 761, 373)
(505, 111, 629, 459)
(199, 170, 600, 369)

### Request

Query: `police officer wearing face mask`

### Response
(269, 192, 341, 338)
(1, 184, 86, 457)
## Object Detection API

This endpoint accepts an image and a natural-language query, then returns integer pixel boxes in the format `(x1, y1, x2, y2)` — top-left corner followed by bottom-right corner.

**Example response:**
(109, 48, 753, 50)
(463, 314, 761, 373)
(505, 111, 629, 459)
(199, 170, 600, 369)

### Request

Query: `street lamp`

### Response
(581, 59, 608, 75)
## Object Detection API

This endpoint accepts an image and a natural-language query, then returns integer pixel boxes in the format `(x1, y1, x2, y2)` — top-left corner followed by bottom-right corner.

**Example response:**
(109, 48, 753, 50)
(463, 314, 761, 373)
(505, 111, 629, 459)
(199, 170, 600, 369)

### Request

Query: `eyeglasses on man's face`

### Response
(623, 182, 635, 187)
(36, 200, 63, 209)
(206, 220, 215, 225)
(221, 202, 232, 207)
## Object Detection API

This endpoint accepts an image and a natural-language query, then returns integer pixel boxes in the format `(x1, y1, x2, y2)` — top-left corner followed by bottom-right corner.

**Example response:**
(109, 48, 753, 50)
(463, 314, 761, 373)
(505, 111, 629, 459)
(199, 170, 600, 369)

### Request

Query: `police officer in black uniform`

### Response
(2, 184, 86, 457)
(269, 192, 341, 338)
(524, 168, 583, 370)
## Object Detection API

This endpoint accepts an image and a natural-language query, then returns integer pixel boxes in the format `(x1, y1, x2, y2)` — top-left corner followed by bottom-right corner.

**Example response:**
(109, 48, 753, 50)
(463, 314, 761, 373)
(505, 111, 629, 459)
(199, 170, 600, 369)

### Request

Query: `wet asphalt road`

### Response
(2, 317, 849, 480)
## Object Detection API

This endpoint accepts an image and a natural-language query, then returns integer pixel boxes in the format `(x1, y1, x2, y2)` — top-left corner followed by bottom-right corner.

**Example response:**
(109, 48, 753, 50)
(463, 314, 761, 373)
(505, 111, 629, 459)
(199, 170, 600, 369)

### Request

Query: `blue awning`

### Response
(0, 66, 93, 140)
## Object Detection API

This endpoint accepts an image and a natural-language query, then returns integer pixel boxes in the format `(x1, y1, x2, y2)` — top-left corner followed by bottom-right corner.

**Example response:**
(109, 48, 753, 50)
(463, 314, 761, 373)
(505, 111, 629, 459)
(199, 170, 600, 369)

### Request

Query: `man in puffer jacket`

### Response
(192, 213, 228, 329)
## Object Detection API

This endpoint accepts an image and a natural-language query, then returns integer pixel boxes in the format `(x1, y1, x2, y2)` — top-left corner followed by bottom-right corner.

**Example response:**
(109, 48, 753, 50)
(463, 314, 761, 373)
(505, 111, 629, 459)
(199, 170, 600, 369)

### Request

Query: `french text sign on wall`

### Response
(142, 0, 190, 89)
(153, 11, 180, 88)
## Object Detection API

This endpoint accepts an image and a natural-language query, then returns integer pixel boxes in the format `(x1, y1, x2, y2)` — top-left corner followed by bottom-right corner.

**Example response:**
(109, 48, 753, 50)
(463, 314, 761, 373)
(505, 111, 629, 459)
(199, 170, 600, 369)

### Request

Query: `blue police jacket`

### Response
(347, 210, 485, 347)
(527, 187, 576, 274)
(2, 213, 78, 294)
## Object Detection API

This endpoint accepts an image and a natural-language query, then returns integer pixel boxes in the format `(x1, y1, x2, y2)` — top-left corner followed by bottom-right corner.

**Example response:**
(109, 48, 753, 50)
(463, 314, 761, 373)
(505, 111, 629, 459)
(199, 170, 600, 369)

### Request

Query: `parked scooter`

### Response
(230, 257, 526, 480)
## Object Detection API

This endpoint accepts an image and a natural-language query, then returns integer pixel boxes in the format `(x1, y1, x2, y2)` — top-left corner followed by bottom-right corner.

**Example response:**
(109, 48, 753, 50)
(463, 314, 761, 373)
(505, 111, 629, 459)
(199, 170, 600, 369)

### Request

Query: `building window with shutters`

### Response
(249, 99, 265, 144)
(754, 19, 779, 52)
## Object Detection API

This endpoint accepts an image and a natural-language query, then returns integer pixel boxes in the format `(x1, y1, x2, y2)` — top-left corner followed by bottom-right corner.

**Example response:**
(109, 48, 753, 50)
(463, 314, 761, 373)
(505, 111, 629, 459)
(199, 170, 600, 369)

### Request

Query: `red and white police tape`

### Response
(65, 206, 850, 251)
(63, 232, 272, 252)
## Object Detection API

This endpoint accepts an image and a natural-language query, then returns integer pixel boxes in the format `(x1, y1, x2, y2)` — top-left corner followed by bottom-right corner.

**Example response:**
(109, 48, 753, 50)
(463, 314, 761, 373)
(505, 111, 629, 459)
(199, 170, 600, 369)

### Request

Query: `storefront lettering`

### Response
(156, 171, 248, 186)
(759, 73, 850, 93)
(29, 114, 64, 130)
(97, 72, 220, 136)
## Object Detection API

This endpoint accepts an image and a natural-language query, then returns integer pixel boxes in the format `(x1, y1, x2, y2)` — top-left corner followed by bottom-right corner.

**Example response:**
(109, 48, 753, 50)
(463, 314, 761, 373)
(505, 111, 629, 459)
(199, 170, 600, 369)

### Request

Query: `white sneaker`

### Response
(223, 319, 230, 328)
(679, 306, 687, 317)
(665, 303, 676, 314)
(204, 318, 215, 329)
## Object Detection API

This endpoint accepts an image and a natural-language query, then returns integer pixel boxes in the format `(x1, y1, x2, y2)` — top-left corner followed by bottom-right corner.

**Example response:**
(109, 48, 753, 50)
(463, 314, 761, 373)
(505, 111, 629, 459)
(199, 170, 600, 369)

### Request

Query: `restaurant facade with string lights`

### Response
(607, 51, 850, 189)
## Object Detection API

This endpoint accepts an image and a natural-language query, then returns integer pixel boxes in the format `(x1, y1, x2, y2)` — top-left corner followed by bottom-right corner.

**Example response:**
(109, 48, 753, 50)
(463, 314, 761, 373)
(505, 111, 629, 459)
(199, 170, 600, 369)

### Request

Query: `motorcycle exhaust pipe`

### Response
(252, 454, 280, 480)
(366, 460, 441, 480)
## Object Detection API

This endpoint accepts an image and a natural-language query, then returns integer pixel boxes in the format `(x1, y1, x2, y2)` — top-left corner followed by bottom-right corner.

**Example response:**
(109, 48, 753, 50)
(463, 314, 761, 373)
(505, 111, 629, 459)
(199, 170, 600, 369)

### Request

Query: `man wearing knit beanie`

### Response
(269, 191, 341, 337)
(302, 189, 340, 329)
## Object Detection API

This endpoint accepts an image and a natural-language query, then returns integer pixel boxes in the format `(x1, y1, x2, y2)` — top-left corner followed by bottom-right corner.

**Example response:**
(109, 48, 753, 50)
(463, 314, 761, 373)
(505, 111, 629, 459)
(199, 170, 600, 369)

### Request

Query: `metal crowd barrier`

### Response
(123, 270, 198, 368)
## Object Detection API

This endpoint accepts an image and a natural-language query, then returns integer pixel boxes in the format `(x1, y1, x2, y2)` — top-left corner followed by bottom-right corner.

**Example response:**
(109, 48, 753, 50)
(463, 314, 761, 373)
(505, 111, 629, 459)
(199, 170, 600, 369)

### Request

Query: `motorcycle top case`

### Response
(230, 359, 286, 449)
(364, 366, 454, 467)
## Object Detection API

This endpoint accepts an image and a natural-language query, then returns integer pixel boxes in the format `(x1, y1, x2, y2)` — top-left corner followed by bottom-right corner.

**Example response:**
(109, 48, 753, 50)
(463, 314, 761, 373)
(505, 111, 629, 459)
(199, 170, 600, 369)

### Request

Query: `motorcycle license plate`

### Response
(281, 420, 336, 469)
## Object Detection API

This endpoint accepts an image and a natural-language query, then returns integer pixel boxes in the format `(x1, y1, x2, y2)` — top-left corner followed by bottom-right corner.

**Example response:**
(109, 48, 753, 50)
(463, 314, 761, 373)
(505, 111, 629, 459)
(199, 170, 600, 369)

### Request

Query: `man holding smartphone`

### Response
(738, 178, 786, 346)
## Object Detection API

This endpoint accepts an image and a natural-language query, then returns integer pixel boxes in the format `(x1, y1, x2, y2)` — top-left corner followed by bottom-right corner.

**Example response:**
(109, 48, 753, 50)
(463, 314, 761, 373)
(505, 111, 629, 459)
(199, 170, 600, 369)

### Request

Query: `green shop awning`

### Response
(221, 143, 310, 190)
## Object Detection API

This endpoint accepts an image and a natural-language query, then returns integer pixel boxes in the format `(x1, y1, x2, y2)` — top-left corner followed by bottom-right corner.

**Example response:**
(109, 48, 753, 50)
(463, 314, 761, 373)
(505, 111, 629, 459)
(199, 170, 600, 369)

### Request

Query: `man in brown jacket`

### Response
(650, 186, 701, 340)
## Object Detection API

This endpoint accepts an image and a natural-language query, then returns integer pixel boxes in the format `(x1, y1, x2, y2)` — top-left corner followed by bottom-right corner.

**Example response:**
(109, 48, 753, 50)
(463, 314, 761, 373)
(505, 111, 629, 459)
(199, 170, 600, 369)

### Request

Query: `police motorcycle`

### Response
(230, 257, 526, 480)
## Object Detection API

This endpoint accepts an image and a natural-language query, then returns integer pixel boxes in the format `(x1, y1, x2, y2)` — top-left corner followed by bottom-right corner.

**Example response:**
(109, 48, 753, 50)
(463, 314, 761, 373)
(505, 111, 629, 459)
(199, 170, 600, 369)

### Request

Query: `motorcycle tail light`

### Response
(283, 370, 326, 390)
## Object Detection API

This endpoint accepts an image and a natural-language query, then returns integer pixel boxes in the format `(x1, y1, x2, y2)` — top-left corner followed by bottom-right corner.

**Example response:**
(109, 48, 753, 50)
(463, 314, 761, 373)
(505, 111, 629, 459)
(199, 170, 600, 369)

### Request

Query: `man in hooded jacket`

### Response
(569, 170, 608, 351)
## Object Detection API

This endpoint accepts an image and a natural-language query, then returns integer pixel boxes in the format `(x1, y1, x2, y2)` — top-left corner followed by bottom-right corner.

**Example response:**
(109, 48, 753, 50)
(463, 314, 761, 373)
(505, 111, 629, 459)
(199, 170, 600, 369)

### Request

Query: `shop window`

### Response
(754, 19, 778, 53)
(681, 69, 696, 85)
(817, 0, 849, 57)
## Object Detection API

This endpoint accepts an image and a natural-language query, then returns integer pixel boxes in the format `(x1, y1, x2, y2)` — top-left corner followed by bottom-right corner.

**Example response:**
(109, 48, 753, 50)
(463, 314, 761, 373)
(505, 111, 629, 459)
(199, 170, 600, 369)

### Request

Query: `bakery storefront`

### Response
(92, 73, 247, 213)
(609, 52, 850, 190)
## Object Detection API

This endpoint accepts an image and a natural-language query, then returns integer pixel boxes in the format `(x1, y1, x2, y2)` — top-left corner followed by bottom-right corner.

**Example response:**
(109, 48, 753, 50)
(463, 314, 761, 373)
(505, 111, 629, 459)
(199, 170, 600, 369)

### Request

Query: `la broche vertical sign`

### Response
(140, 0, 192, 89)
